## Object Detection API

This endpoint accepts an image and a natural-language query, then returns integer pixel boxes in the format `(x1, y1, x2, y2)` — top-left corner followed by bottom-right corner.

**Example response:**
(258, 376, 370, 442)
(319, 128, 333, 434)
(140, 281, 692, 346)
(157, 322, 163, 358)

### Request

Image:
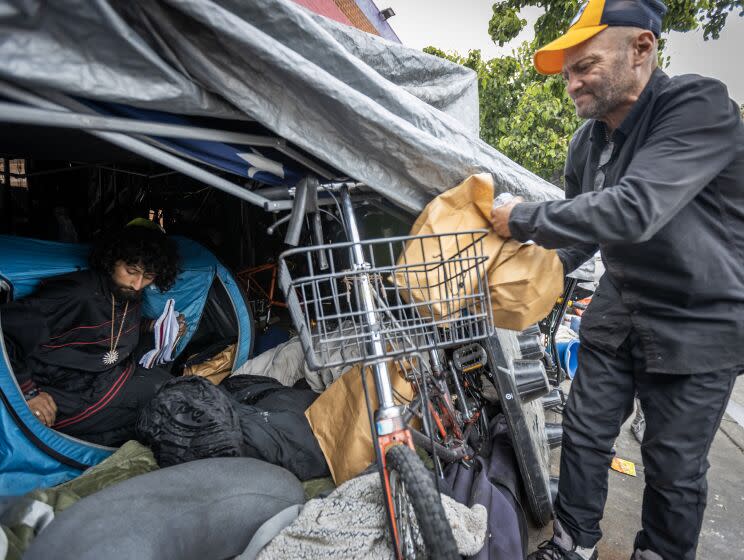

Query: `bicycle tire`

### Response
(385, 445, 459, 560)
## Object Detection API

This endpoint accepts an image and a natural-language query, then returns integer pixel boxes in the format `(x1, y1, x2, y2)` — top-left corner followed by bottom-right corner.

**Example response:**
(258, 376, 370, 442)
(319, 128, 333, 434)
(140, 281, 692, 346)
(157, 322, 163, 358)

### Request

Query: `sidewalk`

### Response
(528, 376, 744, 559)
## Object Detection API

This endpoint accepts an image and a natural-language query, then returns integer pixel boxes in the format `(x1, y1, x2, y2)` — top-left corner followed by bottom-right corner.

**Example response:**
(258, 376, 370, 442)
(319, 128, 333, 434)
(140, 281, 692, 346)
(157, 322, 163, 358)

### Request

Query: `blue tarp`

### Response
(0, 235, 252, 495)
(85, 100, 304, 188)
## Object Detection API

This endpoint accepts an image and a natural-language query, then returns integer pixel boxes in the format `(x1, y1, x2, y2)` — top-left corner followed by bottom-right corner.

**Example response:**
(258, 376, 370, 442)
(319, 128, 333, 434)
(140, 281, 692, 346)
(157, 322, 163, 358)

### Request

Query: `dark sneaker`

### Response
(527, 520, 598, 560)
(528, 540, 598, 560)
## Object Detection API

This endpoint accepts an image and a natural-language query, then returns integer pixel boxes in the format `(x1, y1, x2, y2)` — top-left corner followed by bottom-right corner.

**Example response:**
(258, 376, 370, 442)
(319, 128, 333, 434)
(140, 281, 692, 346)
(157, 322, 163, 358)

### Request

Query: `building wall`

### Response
(292, 0, 353, 26)
(347, 0, 401, 42)
(293, 0, 401, 43)
(333, 0, 380, 35)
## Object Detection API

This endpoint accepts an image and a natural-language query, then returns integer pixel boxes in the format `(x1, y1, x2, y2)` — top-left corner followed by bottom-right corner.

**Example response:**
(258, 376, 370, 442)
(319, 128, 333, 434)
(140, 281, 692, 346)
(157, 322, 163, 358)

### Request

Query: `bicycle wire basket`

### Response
(278, 230, 494, 371)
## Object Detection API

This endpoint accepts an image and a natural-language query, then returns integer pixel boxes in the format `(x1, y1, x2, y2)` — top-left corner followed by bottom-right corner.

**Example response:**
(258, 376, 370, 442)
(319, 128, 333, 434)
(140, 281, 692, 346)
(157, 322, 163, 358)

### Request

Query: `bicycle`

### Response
(278, 180, 496, 559)
(236, 262, 286, 331)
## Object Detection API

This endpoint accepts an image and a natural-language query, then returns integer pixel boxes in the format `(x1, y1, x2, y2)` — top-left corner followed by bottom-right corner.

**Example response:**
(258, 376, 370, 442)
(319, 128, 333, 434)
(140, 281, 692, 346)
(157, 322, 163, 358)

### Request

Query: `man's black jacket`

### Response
(509, 70, 744, 374)
(2, 270, 141, 398)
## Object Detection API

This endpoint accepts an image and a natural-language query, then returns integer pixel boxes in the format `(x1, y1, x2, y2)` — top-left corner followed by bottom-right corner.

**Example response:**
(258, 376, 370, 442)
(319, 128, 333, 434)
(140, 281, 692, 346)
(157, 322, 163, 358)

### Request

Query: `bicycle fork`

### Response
(339, 186, 413, 558)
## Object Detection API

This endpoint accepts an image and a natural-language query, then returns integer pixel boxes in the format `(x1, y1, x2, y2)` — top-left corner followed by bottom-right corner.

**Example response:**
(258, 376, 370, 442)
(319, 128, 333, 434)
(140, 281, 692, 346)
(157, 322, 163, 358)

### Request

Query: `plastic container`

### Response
(492, 192, 516, 209)
(556, 338, 580, 379)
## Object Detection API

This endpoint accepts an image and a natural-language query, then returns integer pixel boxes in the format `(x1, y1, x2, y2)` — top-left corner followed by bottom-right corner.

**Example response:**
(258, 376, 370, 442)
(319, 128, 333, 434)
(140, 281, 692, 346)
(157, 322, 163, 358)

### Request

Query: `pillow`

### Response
(25, 457, 305, 560)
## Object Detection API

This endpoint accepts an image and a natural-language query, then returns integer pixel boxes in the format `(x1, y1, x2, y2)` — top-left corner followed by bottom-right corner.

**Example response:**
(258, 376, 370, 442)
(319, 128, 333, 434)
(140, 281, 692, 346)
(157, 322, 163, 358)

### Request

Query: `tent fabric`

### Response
(85, 100, 305, 187)
(0, 332, 111, 495)
(0, 235, 252, 364)
(0, 0, 562, 213)
(0, 235, 253, 495)
(0, 236, 89, 301)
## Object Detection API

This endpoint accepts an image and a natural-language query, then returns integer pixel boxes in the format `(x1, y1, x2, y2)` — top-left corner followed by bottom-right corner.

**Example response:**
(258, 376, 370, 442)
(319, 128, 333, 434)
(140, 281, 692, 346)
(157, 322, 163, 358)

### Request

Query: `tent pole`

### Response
(76, 132, 274, 210)
(0, 101, 285, 148)
(0, 99, 337, 183)
(272, 143, 334, 179)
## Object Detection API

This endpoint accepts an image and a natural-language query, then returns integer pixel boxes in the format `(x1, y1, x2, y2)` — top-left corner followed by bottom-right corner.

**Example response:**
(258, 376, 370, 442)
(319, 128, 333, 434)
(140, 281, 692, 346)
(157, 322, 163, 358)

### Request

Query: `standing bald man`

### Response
(490, 1, 744, 559)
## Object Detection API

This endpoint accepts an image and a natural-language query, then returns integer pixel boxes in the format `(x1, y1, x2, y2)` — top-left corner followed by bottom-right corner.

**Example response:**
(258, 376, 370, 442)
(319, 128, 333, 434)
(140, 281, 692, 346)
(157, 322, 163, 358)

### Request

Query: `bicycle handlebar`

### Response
(284, 176, 314, 246)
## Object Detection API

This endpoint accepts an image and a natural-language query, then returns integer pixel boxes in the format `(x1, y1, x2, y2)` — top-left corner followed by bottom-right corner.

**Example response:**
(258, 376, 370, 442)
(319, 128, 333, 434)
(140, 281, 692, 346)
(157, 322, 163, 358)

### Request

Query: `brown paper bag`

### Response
(182, 343, 236, 385)
(396, 173, 563, 331)
(488, 239, 564, 331)
(305, 363, 414, 485)
(392, 174, 503, 322)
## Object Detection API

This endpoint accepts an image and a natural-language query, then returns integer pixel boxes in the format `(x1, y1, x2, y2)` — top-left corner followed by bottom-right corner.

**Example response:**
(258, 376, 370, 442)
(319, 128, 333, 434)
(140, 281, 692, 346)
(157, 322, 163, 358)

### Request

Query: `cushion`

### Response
(25, 457, 305, 560)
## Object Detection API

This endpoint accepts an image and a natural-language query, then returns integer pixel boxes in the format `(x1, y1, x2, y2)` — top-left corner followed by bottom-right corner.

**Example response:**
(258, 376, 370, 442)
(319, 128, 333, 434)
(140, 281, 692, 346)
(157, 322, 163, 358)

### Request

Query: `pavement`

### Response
(527, 375, 744, 560)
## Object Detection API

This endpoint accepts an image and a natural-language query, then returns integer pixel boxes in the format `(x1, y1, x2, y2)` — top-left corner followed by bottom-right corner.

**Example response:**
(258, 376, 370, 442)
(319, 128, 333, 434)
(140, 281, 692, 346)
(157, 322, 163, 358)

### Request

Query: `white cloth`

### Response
(139, 299, 181, 368)
(555, 324, 578, 343)
(232, 338, 306, 387)
(231, 330, 359, 392)
(255, 473, 487, 559)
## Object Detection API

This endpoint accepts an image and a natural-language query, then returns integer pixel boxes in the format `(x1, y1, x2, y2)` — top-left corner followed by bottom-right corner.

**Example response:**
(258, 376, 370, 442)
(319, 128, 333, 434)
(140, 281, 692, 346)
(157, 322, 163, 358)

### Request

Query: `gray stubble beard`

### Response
(574, 53, 635, 122)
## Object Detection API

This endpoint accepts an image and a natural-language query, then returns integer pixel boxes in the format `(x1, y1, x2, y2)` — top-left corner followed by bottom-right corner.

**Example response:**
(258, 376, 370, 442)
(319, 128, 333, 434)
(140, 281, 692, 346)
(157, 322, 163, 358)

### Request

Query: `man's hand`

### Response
(490, 196, 524, 238)
(27, 392, 57, 427)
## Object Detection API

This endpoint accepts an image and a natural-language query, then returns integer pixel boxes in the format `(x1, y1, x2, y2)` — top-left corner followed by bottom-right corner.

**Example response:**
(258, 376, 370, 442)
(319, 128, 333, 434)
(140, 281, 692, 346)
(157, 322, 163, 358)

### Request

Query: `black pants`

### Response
(555, 331, 738, 559)
(54, 366, 172, 447)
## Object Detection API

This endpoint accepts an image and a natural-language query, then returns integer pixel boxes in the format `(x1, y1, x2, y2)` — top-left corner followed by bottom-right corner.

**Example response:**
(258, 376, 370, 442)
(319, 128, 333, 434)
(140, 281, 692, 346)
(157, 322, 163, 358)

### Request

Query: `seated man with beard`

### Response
(2, 222, 182, 446)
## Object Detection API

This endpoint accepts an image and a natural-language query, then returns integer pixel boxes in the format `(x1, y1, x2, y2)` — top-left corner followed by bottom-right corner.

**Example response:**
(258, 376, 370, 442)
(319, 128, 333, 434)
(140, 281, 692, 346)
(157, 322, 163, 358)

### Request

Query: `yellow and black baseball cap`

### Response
(533, 0, 667, 75)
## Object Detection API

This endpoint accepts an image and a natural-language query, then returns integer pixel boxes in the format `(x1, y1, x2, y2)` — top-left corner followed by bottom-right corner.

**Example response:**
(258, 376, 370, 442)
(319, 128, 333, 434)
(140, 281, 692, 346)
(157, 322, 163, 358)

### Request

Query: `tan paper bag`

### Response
(305, 363, 414, 485)
(182, 343, 236, 385)
(396, 173, 563, 331)
(487, 237, 564, 331)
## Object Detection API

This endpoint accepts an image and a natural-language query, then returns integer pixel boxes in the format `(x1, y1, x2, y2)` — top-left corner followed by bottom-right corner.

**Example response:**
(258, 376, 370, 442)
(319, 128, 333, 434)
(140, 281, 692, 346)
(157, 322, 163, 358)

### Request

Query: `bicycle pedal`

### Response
(453, 343, 487, 373)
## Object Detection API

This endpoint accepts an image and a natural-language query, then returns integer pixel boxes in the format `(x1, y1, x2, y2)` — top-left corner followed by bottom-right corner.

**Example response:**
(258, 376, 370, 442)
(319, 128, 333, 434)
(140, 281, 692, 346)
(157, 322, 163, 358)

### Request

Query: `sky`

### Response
(385, 1, 744, 104)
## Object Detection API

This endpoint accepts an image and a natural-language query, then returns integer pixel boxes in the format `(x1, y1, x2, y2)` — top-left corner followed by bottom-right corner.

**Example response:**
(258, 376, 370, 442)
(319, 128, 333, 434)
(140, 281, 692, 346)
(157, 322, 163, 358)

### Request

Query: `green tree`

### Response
(424, 44, 581, 183)
(488, 0, 743, 46)
(426, 1, 740, 185)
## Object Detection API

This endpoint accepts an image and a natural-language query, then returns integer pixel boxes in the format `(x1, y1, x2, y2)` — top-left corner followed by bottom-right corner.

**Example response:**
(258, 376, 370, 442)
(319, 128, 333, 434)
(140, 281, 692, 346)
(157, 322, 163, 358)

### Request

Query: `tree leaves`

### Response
(489, 0, 740, 44)
(426, 41, 580, 186)
(488, 4, 527, 45)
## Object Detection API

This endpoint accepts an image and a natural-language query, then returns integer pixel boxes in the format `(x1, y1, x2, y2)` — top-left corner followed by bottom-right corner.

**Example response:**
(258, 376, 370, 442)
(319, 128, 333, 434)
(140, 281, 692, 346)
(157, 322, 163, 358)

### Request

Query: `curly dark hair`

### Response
(90, 225, 180, 292)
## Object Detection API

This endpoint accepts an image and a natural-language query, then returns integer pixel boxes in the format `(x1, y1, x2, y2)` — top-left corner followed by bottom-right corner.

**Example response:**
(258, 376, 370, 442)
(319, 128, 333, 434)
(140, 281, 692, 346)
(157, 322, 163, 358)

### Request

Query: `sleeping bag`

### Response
(136, 376, 329, 480)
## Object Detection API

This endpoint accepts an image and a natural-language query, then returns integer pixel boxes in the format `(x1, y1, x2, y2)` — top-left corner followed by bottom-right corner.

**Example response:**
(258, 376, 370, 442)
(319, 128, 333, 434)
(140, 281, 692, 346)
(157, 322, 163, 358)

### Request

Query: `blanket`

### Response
(255, 473, 487, 559)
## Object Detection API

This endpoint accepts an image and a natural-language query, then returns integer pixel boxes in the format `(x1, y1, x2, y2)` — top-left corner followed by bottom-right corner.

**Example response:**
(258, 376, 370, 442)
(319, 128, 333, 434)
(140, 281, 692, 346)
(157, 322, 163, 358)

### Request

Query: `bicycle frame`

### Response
(236, 263, 287, 328)
(278, 180, 493, 559)
(337, 185, 416, 558)
(545, 277, 579, 384)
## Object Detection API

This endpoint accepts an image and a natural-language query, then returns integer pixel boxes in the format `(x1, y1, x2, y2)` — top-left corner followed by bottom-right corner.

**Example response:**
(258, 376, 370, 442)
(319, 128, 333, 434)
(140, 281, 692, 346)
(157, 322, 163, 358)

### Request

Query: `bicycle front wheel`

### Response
(385, 445, 459, 560)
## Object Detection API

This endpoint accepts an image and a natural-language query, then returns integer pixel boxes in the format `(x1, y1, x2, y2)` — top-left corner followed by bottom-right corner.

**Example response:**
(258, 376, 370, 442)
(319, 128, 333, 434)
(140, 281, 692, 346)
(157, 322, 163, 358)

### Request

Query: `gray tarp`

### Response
(0, 0, 562, 213)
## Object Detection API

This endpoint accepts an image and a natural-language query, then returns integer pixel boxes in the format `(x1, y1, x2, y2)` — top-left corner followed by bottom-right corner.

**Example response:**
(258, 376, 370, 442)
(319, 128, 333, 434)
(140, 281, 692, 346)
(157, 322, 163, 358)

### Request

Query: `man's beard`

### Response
(572, 56, 634, 121)
(113, 284, 143, 302)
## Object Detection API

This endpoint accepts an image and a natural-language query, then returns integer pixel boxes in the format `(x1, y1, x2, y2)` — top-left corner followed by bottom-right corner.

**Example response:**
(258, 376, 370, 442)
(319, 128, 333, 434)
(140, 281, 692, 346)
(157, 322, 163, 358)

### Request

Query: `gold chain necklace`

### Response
(102, 294, 129, 365)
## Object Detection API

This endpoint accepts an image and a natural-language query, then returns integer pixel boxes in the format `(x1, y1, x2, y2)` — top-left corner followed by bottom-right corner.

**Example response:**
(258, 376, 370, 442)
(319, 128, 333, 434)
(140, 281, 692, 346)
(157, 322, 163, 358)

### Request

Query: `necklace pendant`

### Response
(102, 350, 119, 366)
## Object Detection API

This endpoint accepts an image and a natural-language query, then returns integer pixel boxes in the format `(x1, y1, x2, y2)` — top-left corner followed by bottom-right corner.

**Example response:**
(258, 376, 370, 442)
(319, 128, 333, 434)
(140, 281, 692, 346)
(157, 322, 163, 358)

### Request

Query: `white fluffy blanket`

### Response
(257, 473, 487, 559)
